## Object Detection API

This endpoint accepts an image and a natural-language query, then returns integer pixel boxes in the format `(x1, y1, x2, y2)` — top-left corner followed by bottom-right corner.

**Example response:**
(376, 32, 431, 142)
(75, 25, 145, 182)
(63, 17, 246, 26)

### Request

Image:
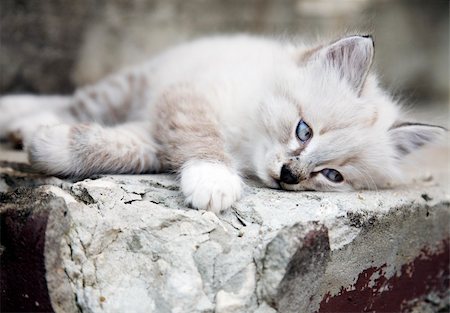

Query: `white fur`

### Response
(26, 124, 73, 175)
(8, 112, 63, 143)
(0, 95, 71, 138)
(180, 161, 242, 213)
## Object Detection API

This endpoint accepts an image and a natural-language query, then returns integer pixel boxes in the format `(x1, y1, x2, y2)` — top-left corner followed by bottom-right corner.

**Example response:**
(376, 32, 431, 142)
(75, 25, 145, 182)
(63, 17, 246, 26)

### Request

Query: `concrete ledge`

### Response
(0, 161, 449, 313)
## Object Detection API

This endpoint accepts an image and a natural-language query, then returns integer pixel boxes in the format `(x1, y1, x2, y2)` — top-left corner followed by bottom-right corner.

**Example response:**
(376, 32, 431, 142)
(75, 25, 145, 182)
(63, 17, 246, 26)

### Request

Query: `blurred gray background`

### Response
(0, 0, 448, 106)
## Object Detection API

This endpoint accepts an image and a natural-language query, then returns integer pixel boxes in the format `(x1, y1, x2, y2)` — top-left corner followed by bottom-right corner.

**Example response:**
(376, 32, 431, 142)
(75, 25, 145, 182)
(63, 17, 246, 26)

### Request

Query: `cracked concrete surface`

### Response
(0, 139, 449, 312)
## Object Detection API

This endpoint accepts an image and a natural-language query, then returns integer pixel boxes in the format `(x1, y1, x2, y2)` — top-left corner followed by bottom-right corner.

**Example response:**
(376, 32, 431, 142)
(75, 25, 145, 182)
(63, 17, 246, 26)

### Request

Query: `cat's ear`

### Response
(388, 122, 447, 157)
(303, 35, 374, 94)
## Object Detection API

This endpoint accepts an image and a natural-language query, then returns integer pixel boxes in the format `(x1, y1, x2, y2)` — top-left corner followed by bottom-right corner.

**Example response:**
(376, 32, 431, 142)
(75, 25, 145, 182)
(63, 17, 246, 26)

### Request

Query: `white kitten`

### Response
(0, 34, 445, 212)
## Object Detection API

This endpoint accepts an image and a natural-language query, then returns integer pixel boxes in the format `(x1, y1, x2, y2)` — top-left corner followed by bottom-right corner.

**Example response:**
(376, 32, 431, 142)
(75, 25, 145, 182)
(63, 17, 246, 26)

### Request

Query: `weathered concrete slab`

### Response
(0, 155, 448, 313)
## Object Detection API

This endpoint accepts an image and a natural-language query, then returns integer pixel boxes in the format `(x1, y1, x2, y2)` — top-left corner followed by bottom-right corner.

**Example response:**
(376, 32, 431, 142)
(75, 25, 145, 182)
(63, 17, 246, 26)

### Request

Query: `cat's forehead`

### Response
(307, 100, 378, 133)
(278, 80, 377, 127)
(269, 62, 396, 137)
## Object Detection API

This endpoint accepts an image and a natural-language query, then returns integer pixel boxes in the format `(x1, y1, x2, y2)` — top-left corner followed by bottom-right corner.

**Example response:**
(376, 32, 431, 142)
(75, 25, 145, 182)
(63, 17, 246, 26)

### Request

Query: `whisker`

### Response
(355, 162, 380, 197)
(348, 164, 379, 195)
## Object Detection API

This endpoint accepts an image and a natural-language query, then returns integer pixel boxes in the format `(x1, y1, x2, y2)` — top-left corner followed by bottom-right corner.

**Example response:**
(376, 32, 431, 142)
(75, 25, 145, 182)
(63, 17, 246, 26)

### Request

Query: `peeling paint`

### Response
(319, 239, 449, 312)
(0, 189, 57, 312)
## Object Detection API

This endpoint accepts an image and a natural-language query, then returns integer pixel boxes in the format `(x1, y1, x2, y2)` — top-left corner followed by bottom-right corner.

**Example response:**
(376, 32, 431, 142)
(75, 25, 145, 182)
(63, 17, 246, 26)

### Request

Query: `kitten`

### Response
(0, 34, 445, 212)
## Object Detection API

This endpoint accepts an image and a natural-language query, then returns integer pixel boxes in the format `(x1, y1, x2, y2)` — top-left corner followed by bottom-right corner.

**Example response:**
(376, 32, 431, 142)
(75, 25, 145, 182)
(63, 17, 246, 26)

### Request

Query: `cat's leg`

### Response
(27, 122, 161, 177)
(154, 87, 242, 213)
(0, 95, 71, 122)
(68, 69, 149, 125)
(1, 69, 149, 145)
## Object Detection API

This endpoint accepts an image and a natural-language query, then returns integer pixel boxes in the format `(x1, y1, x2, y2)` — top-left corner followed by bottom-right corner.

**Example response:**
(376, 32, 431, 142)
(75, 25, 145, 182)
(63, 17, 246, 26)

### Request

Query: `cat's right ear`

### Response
(299, 35, 375, 95)
(388, 122, 447, 157)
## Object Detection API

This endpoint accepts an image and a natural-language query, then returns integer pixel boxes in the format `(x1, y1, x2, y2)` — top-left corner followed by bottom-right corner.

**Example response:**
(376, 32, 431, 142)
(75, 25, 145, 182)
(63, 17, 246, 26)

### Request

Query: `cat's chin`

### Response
(279, 182, 318, 192)
(280, 184, 307, 191)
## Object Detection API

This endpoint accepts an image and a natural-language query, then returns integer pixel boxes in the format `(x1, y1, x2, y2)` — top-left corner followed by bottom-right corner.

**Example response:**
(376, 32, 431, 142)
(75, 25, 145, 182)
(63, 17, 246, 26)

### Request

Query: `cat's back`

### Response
(146, 35, 292, 87)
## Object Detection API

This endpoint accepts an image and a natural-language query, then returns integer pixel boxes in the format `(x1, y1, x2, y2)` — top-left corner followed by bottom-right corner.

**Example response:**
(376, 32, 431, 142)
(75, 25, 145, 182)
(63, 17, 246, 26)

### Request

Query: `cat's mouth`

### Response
(269, 175, 307, 191)
(266, 175, 282, 189)
(269, 172, 298, 190)
(273, 179, 282, 190)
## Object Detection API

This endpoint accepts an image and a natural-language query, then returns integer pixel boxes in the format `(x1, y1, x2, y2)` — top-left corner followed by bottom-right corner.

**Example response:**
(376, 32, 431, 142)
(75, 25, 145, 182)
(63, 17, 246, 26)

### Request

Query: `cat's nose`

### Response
(280, 164, 300, 184)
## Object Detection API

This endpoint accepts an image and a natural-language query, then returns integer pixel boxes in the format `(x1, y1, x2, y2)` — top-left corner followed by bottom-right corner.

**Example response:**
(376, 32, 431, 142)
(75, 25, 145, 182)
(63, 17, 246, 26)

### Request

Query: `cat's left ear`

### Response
(302, 35, 374, 95)
(388, 122, 447, 157)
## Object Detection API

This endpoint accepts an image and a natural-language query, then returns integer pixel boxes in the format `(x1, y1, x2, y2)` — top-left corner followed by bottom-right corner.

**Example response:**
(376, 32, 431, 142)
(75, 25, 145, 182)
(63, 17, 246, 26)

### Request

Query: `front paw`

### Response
(180, 161, 242, 213)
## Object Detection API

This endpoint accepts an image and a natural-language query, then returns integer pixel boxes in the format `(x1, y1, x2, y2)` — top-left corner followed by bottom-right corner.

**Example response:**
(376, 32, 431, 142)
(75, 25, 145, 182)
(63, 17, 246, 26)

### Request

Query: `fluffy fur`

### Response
(0, 34, 445, 212)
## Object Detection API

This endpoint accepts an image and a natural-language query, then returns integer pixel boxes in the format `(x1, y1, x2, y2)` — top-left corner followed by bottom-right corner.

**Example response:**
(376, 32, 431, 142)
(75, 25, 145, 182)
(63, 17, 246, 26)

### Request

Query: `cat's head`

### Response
(253, 35, 446, 191)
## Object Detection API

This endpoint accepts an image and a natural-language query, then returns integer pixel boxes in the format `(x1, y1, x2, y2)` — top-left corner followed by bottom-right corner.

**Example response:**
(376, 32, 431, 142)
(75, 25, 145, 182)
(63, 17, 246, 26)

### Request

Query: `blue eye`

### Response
(296, 120, 313, 142)
(321, 168, 344, 183)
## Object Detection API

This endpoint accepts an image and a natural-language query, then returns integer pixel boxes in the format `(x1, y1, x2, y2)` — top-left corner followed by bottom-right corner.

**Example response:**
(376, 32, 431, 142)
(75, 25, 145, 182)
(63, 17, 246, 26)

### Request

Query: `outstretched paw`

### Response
(5, 112, 63, 148)
(0, 95, 70, 146)
(181, 161, 242, 213)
